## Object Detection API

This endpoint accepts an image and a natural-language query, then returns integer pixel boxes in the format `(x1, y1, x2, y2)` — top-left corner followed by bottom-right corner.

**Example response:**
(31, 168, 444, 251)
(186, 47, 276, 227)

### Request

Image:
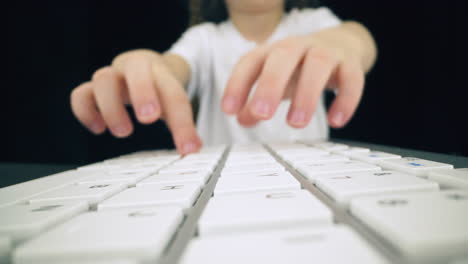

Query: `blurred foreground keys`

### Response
(182, 226, 389, 264)
(14, 207, 183, 264)
(350, 190, 468, 262)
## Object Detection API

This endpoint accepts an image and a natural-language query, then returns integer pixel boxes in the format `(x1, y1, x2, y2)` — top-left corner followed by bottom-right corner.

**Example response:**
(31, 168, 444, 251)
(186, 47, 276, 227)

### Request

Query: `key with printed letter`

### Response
(297, 161, 381, 183)
(182, 226, 389, 264)
(198, 190, 332, 236)
(98, 183, 201, 212)
(315, 171, 439, 207)
(378, 157, 453, 177)
(13, 207, 183, 264)
(350, 190, 468, 262)
(28, 182, 127, 206)
(214, 172, 300, 196)
(0, 201, 87, 243)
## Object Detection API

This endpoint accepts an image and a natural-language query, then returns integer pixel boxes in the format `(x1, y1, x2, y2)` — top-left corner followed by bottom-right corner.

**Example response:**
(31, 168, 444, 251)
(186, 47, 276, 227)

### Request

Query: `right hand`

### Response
(70, 50, 202, 155)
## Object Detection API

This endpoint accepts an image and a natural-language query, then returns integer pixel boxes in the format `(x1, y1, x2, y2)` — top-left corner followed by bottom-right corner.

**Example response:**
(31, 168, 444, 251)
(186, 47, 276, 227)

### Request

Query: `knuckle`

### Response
(308, 47, 335, 64)
(92, 66, 116, 82)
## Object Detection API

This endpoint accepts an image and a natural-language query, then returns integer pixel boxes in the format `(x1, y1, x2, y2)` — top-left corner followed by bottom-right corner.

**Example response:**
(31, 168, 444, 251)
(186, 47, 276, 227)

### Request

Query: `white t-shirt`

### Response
(169, 8, 341, 146)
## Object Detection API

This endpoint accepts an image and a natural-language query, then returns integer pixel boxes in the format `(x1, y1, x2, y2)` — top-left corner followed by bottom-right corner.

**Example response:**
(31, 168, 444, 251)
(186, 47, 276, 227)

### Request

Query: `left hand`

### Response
(221, 24, 367, 128)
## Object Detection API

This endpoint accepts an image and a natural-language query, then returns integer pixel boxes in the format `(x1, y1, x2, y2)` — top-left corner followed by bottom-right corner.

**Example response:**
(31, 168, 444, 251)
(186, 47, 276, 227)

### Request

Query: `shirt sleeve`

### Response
(290, 7, 342, 35)
(167, 23, 214, 99)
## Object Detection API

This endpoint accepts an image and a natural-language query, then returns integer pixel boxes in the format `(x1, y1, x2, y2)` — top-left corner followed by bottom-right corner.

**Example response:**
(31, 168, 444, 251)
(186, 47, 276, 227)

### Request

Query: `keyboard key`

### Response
(0, 170, 90, 207)
(297, 161, 381, 183)
(76, 171, 152, 186)
(0, 201, 87, 243)
(315, 171, 439, 207)
(221, 162, 284, 175)
(428, 168, 468, 189)
(287, 154, 350, 167)
(136, 171, 210, 186)
(98, 183, 201, 211)
(198, 190, 332, 236)
(182, 226, 389, 264)
(14, 207, 183, 264)
(0, 236, 10, 264)
(350, 190, 468, 262)
(313, 142, 349, 151)
(348, 151, 401, 164)
(214, 172, 300, 196)
(220, 170, 290, 179)
(332, 147, 370, 156)
(28, 182, 127, 206)
(379, 157, 453, 177)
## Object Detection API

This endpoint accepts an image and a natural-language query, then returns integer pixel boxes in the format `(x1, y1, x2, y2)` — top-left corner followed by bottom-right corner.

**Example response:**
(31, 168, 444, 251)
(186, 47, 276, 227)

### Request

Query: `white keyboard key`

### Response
(28, 182, 127, 206)
(14, 207, 183, 264)
(158, 165, 213, 174)
(379, 157, 453, 177)
(0, 237, 10, 264)
(332, 147, 370, 156)
(0, 201, 87, 243)
(315, 171, 439, 207)
(198, 190, 332, 236)
(348, 151, 401, 164)
(0, 170, 90, 207)
(76, 171, 152, 186)
(288, 154, 350, 167)
(98, 183, 201, 211)
(428, 168, 468, 189)
(182, 226, 389, 264)
(220, 170, 289, 179)
(214, 172, 300, 196)
(221, 162, 284, 174)
(313, 142, 349, 151)
(350, 190, 468, 262)
(137, 171, 210, 186)
(297, 161, 381, 183)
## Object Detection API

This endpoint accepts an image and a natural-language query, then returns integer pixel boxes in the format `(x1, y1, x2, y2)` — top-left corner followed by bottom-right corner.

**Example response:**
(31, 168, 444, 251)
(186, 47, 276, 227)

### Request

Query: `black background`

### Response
(4, 0, 467, 165)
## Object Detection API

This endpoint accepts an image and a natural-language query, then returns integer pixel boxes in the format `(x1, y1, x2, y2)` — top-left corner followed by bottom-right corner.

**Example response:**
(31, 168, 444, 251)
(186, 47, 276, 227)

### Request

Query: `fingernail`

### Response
(139, 103, 156, 117)
(182, 142, 197, 154)
(332, 112, 344, 127)
(223, 96, 238, 113)
(89, 122, 103, 134)
(253, 99, 271, 118)
(290, 110, 306, 125)
(112, 124, 130, 137)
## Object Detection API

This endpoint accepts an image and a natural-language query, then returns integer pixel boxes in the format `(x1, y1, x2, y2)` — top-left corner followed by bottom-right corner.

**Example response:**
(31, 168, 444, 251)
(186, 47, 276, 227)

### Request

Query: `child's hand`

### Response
(70, 50, 202, 155)
(222, 22, 375, 128)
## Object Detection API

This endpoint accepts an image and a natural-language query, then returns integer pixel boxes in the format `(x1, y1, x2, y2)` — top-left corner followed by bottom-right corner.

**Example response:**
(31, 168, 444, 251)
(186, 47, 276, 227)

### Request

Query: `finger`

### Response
(92, 66, 134, 138)
(236, 101, 260, 127)
(238, 43, 306, 122)
(287, 48, 337, 128)
(117, 55, 161, 124)
(152, 63, 202, 155)
(327, 62, 365, 128)
(70, 82, 106, 134)
(222, 47, 268, 114)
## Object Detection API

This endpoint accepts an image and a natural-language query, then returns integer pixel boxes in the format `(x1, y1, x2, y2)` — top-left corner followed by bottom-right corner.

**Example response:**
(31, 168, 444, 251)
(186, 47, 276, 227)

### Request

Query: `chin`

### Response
(226, 0, 285, 14)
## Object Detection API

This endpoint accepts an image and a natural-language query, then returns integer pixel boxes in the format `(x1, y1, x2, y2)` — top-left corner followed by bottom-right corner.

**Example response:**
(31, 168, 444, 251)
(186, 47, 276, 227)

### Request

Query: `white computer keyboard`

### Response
(1, 142, 467, 264)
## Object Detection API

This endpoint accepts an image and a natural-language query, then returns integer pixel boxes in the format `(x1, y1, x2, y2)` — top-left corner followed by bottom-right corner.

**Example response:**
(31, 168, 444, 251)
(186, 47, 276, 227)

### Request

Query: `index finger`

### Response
(152, 63, 202, 155)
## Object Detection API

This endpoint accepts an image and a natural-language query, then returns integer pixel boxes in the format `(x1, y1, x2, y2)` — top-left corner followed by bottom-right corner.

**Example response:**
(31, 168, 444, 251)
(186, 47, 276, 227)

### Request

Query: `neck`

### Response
(228, 7, 284, 44)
